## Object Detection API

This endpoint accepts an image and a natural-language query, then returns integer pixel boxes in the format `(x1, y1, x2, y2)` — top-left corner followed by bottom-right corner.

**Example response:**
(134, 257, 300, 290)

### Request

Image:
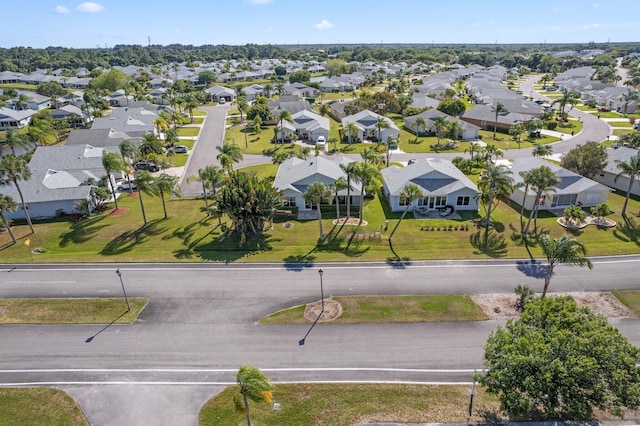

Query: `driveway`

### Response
(179, 104, 232, 196)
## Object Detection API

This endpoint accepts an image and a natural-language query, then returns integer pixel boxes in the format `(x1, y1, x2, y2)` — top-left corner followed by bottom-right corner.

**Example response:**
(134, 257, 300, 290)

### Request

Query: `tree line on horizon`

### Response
(1, 41, 639, 74)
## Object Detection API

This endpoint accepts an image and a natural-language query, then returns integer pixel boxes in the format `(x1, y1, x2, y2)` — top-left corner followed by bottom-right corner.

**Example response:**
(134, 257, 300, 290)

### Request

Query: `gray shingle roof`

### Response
(381, 158, 478, 196)
(273, 156, 361, 195)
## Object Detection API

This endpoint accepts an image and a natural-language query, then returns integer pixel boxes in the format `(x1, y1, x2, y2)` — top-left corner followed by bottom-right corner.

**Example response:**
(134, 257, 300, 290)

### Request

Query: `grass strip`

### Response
(612, 290, 640, 316)
(0, 298, 148, 324)
(260, 295, 488, 324)
(200, 383, 501, 425)
(0, 387, 89, 426)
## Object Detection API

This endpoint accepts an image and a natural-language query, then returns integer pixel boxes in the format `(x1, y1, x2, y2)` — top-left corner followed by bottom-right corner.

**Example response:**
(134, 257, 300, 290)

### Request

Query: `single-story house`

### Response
(342, 110, 399, 142)
(280, 109, 330, 143)
(0, 107, 36, 129)
(404, 109, 480, 141)
(273, 156, 362, 212)
(285, 82, 319, 99)
(0, 144, 121, 220)
(508, 157, 610, 210)
(594, 146, 640, 196)
(50, 104, 92, 126)
(381, 158, 479, 212)
(204, 85, 235, 103)
(460, 104, 535, 132)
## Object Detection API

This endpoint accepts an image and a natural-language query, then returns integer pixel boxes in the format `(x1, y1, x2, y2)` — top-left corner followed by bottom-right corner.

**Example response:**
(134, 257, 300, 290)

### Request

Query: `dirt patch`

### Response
(126, 191, 139, 197)
(283, 222, 294, 229)
(471, 292, 636, 320)
(333, 217, 368, 226)
(303, 298, 343, 322)
(108, 207, 130, 216)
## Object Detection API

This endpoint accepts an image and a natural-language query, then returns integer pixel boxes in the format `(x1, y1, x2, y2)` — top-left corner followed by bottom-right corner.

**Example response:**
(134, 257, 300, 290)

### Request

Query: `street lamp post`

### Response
(299, 269, 324, 346)
(115, 268, 131, 312)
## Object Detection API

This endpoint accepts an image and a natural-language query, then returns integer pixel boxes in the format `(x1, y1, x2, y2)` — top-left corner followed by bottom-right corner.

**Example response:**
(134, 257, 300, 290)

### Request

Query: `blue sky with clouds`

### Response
(2, 0, 638, 48)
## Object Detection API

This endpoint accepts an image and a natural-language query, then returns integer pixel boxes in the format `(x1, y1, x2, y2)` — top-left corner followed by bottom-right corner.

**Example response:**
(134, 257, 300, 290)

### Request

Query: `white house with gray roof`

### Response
(593, 146, 640, 196)
(273, 156, 362, 213)
(404, 109, 479, 141)
(0, 144, 120, 220)
(275, 110, 329, 143)
(342, 110, 399, 142)
(508, 158, 610, 211)
(381, 158, 479, 213)
(0, 107, 36, 130)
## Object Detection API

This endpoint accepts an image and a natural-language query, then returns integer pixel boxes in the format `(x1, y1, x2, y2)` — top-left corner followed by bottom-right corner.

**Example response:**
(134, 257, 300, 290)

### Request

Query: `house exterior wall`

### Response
(510, 186, 609, 211)
(383, 186, 478, 212)
(5, 199, 81, 220)
(594, 171, 640, 196)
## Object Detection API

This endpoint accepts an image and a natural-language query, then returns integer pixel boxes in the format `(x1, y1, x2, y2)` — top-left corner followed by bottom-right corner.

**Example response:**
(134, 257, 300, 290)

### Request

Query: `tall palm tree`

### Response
(332, 177, 348, 221)
(216, 143, 243, 171)
(101, 151, 125, 211)
(532, 143, 553, 158)
(517, 169, 535, 234)
(523, 166, 560, 236)
(118, 140, 138, 193)
(237, 96, 248, 123)
(0, 154, 34, 233)
(340, 162, 359, 219)
(187, 165, 225, 215)
(411, 116, 427, 137)
(0, 130, 32, 155)
(139, 133, 164, 159)
(375, 116, 390, 143)
(277, 110, 293, 144)
(614, 154, 640, 217)
(433, 115, 448, 147)
(303, 182, 333, 240)
(540, 234, 593, 299)
(236, 365, 272, 426)
(153, 173, 181, 219)
(360, 146, 383, 166)
(133, 170, 154, 226)
(0, 194, 18, 244)
(388, 183, 423, 242)
(346, 122, 360, 144)
(353, 162, 380, 226)
(477, 164, 514, 244)
(552, 90, 579, 121)
(491, 102, 508, 139)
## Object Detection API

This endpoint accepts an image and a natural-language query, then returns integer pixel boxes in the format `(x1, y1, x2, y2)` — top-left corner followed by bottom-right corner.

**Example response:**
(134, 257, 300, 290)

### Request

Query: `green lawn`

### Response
(612, 290, 640, 316)
(199, 384, 501, 426)
(553, 119, 583, 135)
(260, 295, 488, 324)
(609, 121, 634, 128)
(177, 127, 200, 137)
(0, 388, 89, 426)
(0, 298, 148, 324)
(3, 176, 640, 263)
(613, 128, 635, 136)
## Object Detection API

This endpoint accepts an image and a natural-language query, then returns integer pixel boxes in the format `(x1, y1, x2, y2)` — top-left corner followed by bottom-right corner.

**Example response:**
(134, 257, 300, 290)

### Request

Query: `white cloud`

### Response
(582, 23, 608, 29)
(246, 0, 273, 4)
(593, 3, 599, 7)
(55, 5, 70, 14)
(77, 2, 104, 12)
(313, 19, 334, 30)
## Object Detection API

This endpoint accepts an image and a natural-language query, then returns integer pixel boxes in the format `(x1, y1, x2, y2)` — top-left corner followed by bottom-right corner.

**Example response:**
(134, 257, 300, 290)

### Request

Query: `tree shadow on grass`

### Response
(613, 215, 640, 248)
(100, 220, 168, 256)
(315, 232, 370, 258)
(59, 215, 109, 247)
(185, 232, 278, 263)
(469, 230, 508, 258)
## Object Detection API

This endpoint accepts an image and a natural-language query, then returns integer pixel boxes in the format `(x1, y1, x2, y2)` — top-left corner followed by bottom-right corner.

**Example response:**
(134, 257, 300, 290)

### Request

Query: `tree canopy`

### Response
(560, 141, 608, 179)
(481, 296, 640, 421)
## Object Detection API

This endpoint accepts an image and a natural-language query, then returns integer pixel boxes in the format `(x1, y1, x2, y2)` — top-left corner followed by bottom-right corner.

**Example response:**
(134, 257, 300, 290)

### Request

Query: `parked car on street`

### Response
(134, 161, 159, 172)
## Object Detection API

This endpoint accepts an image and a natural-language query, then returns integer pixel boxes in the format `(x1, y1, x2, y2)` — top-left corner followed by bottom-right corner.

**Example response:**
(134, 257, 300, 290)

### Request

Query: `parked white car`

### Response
(116, 179, 137, 191)
(316, 136, 327, 148)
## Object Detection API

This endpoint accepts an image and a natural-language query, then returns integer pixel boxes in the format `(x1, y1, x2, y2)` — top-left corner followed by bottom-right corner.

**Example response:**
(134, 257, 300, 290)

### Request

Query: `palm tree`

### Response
(153, 173, 181, 219)
(517, 169, 534, 234)
(353, 162, 380, 225)
(532, 143, 553, 158)
(303, 182, 333, 240)
(216, 143, 243, 171)
(101, 151, 125, 211)
(540, 73, 552, 89)
(277, 110, 293, 144)
(491, 102, 508, 139)
(0, 130, 32, 155)
(388, 183, 423, 241)
(540, 234, 593, 299)
(552, 90, 580, 121)
(139, 133, 164, 159)
(523, 166, 560, 236)
(433, 115, 448, 147)
(360, 146, 383, 166)
(236, 365, 272, 426)
(375, 116, 390, 144)
(477, 164, 514, 244)
(187, 165, 225, 215)
(340, 162, 359, 219)
(0, 194, 18, 244)
(614, 154, 640, 217)
(237, 96, 248, 123)
(346, 122, 360, 144)
(0, 154, 34, 233)
(411, 116, 427, 137)
(133, 170, 154, 226)
(332, 177, 348, 221)
(118, 140, 138, 193)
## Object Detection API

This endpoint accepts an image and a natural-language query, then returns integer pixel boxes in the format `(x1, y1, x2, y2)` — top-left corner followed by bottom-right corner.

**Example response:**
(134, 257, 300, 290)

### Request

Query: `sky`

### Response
(2, 0, 639, 49)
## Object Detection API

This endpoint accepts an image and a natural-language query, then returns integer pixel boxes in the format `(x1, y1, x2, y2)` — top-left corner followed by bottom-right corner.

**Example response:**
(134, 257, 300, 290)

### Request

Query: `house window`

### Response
(399, 195, 410, 207)
(283, 197, 296, 207)
(551, 193, 577, 208)
(417, 198, 428, 207)
(428, 196, 446, 209)
(456, 196, 470, 206)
